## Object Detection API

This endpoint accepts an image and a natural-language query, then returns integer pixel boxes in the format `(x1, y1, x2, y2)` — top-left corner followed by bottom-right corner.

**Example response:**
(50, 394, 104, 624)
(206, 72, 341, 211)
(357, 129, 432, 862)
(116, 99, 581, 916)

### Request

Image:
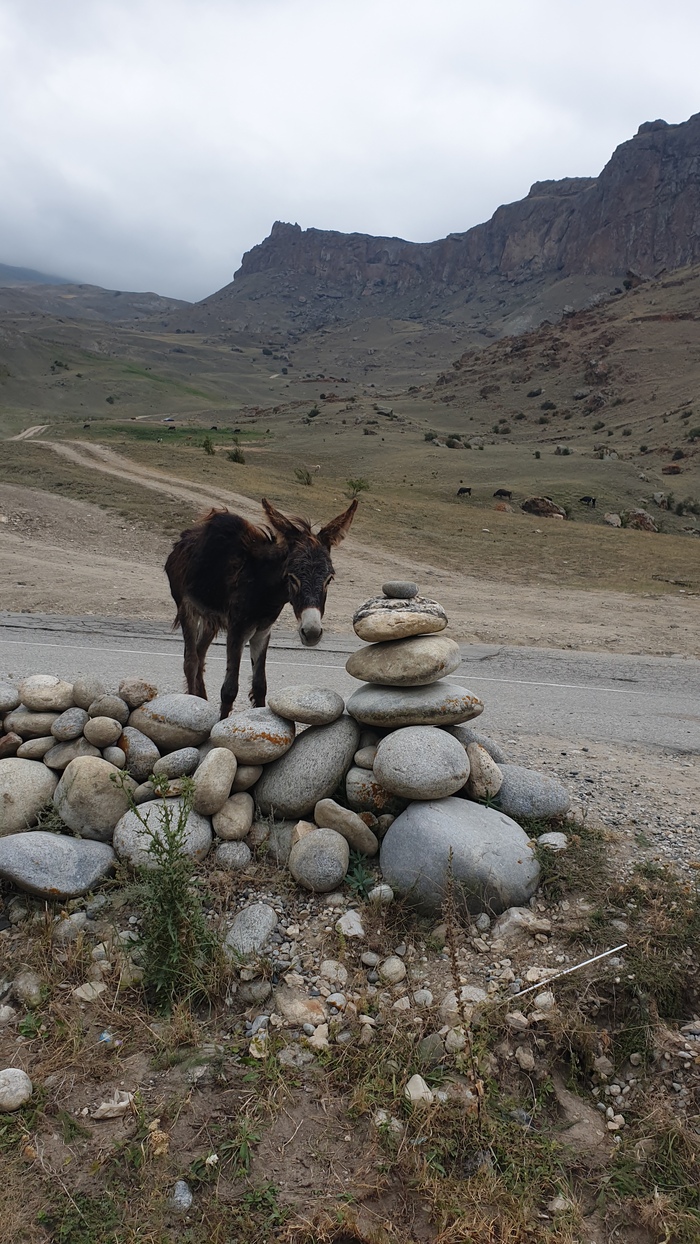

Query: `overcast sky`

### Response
(1, 0, 699, 301)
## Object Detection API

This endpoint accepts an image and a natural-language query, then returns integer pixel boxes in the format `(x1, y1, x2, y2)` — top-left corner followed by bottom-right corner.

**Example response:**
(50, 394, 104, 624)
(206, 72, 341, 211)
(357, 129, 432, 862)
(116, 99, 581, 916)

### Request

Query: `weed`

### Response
(593, 420, 605, 430)
(345, 850, 375, 901)
(345, 477, 370, 499)
(294, 466, 313, 486)
(424, 430, 437, 441)
(227, 445, 245, 463)
(37, 1193, 123, 1244)
(202, 435, 215, 455)
(111, 773, 226, 1010)
(534, 449, 541, 458)
(190, 1119, 261, 1184)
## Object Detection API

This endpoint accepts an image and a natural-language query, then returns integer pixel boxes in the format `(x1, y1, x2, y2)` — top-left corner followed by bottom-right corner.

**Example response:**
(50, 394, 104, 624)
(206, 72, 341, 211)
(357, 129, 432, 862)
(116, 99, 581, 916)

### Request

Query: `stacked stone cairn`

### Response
(0, 588, 570, 917)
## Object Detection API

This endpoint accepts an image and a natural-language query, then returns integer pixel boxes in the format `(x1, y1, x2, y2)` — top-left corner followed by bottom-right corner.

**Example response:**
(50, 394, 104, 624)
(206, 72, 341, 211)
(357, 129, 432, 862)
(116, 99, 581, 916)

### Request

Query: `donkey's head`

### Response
(262, 498, 358, 646)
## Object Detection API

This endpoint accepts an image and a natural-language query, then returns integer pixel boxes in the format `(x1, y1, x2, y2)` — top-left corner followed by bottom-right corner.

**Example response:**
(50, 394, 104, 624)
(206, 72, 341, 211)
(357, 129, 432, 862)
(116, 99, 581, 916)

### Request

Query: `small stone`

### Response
(118, 727, 161, 783)
(50, 707, 89, 742)
(19, 674, 74, 712)
(43, 737, 101, 770)
(0, 1068, 33, 1112)
(361, 951, 380, 967)
(151, 747, 200, 779)
(537, 832, 569, 852)
(404, 1073, 434, 1104)
(506, 1011, 530, 1031)
(231, 764, 263, 792)
(533, 990, 556, 1012)
(353, 595, 448, 643)
(88, 695, 130, 725)
(475, 912, 491, 932)
(307, 1022, 329, 1049)
(496, 765, 571, 820)
(12, 969, 43, 1007)
(274, 985, 326, 1026)
(382, 581, 418, 599)
(192, 748, 237, 815)
(225, 903, 277, 957)
(0, 681, 20, 713)
(168, 1180, 193, 1214)
(515, 1046, 536, 1072)
(594, 1055, 615, 1079)
(0, 1006, 17, 1025)
(327, 992, 347, 1009)
(465, 743, 503, 799)
(210, 706, 295, 763)
(52, 911, 87, 944)
(0, 757, 59, 834)
(267, 686, 345, 726)
(445, 1026, 467, 1054)
(15, 736, 53, 760)
(118, 677, 158, 709)
(83, 716, 124, 748)
(212, 792, 254, 841)
(629, 1052, 642, 1066)
(72, 676, 106, 709)
(440, 985, 487, 1027)
(0, 731, 20, 761)
(353, 746, 377, 769)
(413, 989, 433, 1007)
(214, 841, 252, 870)
(490, 907, 551, 946)
(345, 766, 407, 817)
(447, 725, 507, 765)
(289, 828, 349, 893)
(238, 980, 272, 1005)
(336, 910, 365, 938)
(314, 798, 378, 855)
(373, 1109, 404, 1135)
(73, 981, 108, 1002)
(374, 726, 469, 799)
(319, 960, 348, 985)
(368, 884, 394, 904)
(547, 1196, 572, 1216)
(4, 709, 60, 739)
(378, 956, 406, 984)
(418, 1033, 445, 1066)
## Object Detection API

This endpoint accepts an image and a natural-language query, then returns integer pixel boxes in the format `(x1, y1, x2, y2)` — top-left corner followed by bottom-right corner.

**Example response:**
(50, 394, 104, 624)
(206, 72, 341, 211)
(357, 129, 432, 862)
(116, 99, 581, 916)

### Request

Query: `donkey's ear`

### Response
(318, 499, 358, 548)
(261, 498, 297, 537)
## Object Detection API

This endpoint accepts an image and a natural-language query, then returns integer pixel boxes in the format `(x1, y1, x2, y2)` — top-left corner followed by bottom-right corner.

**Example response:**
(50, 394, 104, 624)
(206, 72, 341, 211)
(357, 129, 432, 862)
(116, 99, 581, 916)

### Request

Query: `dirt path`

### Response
(10, 424, 49, 440)
(1, 441, 698, 656)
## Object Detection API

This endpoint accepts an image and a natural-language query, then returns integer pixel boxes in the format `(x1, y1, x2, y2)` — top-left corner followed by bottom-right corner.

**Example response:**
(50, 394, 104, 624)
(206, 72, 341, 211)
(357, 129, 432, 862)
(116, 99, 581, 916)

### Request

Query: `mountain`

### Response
(0, 282, 191, 323)
(0, 262, 74, 286)
(187, 112, 700, 337)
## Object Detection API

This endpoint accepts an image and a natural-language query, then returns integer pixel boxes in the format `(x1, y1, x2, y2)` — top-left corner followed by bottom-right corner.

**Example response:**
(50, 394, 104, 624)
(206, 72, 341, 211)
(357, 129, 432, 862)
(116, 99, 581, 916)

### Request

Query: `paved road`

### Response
(1, 612, 699, 754)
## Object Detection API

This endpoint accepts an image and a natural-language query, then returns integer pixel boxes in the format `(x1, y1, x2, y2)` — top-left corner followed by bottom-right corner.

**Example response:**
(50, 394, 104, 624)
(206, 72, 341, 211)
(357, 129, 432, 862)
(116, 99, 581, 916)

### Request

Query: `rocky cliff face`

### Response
(200, 113, 700, 326)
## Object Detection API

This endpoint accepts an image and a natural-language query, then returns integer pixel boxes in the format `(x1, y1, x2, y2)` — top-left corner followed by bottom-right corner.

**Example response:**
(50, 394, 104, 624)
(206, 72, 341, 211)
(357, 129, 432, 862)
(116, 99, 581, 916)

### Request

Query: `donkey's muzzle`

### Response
(299, 608, 323, 647)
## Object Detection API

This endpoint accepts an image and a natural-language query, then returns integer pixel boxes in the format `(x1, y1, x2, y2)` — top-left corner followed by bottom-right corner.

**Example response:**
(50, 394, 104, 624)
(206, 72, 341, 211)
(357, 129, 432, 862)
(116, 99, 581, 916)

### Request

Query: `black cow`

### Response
(493, 488, 512, 499)
(457, 487, 472, 496)
(579, 495, 597, 508)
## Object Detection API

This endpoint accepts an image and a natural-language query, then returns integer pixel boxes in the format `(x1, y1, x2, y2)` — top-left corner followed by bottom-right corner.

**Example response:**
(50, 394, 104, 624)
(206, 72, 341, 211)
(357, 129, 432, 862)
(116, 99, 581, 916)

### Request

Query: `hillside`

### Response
(0, 262, 73, 286)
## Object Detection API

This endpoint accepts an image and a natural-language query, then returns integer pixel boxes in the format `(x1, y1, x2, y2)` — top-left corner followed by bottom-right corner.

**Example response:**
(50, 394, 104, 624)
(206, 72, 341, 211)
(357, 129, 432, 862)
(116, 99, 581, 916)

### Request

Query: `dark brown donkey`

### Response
(165, 497, 357, 718)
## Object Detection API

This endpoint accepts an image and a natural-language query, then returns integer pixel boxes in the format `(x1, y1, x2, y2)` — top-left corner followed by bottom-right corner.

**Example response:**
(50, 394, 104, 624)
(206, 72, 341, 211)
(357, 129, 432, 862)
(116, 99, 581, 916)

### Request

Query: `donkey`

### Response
(165, 497, 357, 718)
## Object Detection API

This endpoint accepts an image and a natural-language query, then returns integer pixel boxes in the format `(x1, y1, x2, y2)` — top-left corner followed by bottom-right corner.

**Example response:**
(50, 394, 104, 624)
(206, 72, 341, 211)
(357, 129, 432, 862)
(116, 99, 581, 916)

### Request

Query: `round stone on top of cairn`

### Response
(382, 581, 418, 599)
(352, 589, 448, 643)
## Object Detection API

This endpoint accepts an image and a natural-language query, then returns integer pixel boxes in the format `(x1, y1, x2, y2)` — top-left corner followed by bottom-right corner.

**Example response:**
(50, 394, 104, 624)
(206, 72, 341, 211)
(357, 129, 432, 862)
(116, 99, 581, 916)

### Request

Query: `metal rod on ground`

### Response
(508, 943, 628, 1001)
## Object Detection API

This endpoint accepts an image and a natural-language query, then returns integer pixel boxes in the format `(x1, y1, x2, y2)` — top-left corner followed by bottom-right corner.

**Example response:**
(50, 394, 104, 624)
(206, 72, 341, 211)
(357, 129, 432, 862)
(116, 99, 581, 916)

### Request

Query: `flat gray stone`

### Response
(50, 708, 89, 742)
(353, 595, 448, 643)
(496, 765, 571, 820)
(346, 635, 461, 686)
(373, 726, 469, 799)
(267, 685, 345, 726)
(537, 831, 569, 851)
(255, 715, 360, 819)
(345, 766, 407, 816)
(119, 727, 161, 783)
(19, 675, 74, 713)
(192, 748, 237, 815)
(353, 745, 377, 770)
(88, 695, 130, 725)
(72, 676, 106, 709)
(129, 694, 218, 750)
(289, 828, 349, 892)
(231, 764, 263, 792)
(152, 748, 201, 779)
(0, 758, 58, 835)
(54, 756, 136, 841)
(447, 725, 507, 765)
(0, 831, 116, 898)
(267, 819, 296, 866)
(382, 581, 418, 599)
(103, 746, 126, 768)
(380, 796, 540, 916)
(43, 738, 100, 771)
(214, 840, 252, 870)
(16, 736, 55, 760)
(0, 682, 20, 714)
(210, 706, 295, 763)
(113, 798, 212, 869)
(4, 709, 60, 739)
(314, 798, 379, 855)
(225, 902, 277, 957)
(0, 733, 21, 759)
(83, 717, 123, 748)
(346, 682, 484, 728)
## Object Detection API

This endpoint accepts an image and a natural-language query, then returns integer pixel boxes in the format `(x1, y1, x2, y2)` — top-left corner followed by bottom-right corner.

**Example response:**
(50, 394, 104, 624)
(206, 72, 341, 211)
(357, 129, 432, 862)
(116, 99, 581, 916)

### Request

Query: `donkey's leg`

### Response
(220, 625, 247, 719)
(194, 617, 217, 700)
(180, 606, 201, 696)
(249, 625, 272, 706)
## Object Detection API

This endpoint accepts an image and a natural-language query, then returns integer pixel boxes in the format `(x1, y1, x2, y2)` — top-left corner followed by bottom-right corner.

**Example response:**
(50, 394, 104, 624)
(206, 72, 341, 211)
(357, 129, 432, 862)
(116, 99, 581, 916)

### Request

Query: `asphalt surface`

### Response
(2, 612, 699, 754)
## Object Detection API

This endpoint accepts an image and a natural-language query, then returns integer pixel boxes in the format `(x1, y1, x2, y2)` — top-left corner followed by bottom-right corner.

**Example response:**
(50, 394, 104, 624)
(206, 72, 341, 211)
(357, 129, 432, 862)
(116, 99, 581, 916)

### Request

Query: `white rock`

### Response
(319, 960, 348, 985)
(404, 1073, 434, 1104)
(353, 595, 448, 643)
(225, 903, 277, 957)
(490, 907, 551, 946)
(368, 884, 394, 904)
(73, 981, 108, 1002)
(0, 1006, 17, 1025)
(346, 634, 461, 686)
(515, 1046, 536, 1072)
(335, 910, 365, 938)
(0, 1068, 33, 1111)
(439, 984, 488, 1027)
(465, 743, 503, 799)
(537, 832, 569, 852)
(378, 956, 406, 984)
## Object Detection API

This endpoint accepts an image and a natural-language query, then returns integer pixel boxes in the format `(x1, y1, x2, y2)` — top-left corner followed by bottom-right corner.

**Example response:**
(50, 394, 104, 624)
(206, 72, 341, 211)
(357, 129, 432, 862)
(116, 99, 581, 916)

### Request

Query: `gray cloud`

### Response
(1, 0, 699, 300)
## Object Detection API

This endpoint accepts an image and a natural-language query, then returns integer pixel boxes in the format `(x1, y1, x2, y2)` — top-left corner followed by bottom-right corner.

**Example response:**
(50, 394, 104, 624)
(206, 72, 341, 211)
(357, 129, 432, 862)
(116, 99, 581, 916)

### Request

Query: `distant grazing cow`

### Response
(579, 495, 597, 508)
(493, 488, 512, 500)
(457, 487, 472, 496)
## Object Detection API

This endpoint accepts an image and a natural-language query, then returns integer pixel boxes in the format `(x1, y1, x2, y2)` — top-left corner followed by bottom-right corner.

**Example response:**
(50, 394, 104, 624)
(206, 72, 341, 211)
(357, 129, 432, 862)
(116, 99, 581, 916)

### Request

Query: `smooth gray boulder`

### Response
(0, 758, 58, 835)
(267, 685, 345, 726)
(255, 715, 360, 818)
(496, 765, 571, 820)
(352, 595, 448, 643)
(128, 694, 217, 750)
(16, 737, 55, 761)
(83, 716, 123, 748)
(289, 827, 349, 893)
(72, 676, 106, 710)
(152, 747, 201, 779)
(373, 726, 469, 799)
(88, 695, 130, 725)
(214, 841, 252, 870)
(53, 756, 136, 841)
(191, 747, 237, 815)
(118, 677, 158, 708)
(212, 792, 254, 840)
(18, 675, 74, 712)
(347, 682, 483, 728)
(0, 682, 20, 714)
(113, 798, 212, 869)
(447, 724, 507, 764)
(382, 581, 418, 599)
(4, 709, 60, 739)
(380, 797, 540, 916)
(119, 727, 161, 783)
(225, 902, 277, 957)
(346, 635, 461, 687)
(314, 798, 379, 855)
(345, 766, 407, 816)
(210, 707, 295, 763)
(0, 831, 116, 898)
(50, 707, 89, 741)
(43, 738, 100, 771)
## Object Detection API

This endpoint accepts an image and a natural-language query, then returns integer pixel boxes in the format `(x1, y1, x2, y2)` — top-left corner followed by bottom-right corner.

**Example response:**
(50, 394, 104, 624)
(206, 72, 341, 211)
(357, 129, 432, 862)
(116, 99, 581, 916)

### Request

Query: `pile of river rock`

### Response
(0, 583, 571, 914)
